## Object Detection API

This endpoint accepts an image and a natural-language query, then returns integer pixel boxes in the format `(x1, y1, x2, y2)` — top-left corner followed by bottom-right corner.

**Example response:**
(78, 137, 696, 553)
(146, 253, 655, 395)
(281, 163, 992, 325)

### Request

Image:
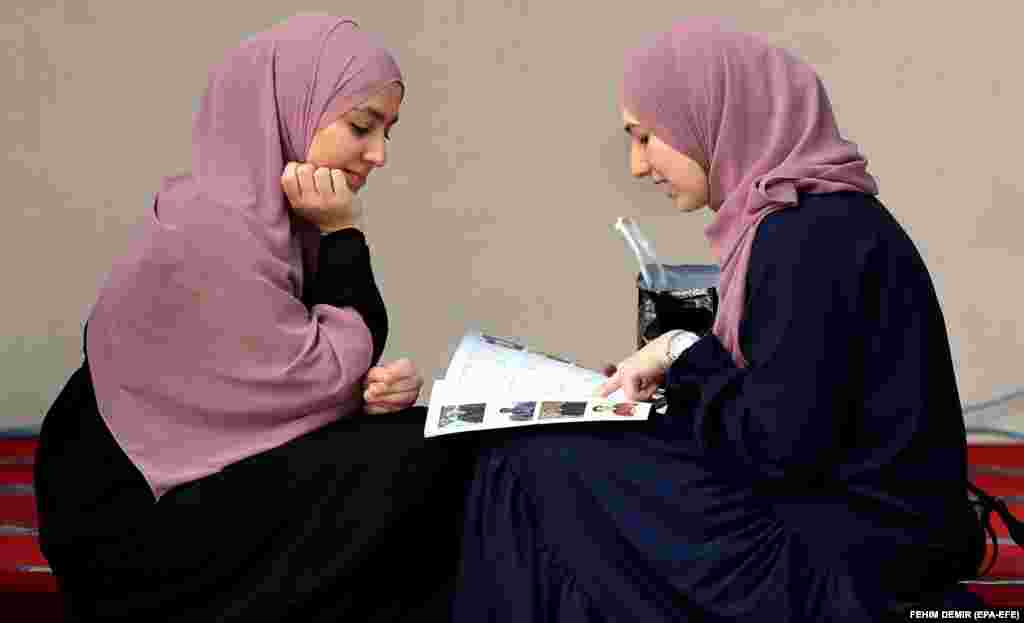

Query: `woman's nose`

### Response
(630, 142, 650, 178)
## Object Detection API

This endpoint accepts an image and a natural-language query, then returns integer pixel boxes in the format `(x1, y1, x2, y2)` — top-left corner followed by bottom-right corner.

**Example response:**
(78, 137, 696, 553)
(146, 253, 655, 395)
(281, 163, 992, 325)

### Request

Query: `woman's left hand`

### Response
(363, 358, 423, 414)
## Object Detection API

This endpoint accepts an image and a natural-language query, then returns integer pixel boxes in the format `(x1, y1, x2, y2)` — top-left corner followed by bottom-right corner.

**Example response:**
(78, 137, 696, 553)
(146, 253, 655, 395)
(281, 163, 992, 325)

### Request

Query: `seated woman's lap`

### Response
(37, 387, 474, 621)
(457, 423, 867, 621)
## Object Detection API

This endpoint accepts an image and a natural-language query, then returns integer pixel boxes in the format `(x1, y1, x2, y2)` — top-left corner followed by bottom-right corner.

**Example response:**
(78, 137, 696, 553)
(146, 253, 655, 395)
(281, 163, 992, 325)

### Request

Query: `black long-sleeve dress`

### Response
(34, 228, 476, 622)
(452, 192, 984, 622)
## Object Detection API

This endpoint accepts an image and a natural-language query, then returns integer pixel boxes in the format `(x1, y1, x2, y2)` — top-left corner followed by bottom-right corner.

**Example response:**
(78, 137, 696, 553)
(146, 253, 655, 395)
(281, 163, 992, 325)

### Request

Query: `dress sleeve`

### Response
(310, 228, 388, 367)
(665, 210, 874, 483)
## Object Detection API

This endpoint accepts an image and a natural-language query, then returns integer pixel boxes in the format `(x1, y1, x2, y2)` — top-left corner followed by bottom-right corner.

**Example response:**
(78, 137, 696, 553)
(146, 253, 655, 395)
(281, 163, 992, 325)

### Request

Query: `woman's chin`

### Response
(673, 195, 707, 213)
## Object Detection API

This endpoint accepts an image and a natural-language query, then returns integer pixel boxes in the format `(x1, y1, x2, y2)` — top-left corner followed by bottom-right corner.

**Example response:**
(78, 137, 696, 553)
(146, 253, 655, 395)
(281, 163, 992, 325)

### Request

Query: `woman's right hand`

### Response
(281, 162, 362, 234)
(596, 331, 678, 401)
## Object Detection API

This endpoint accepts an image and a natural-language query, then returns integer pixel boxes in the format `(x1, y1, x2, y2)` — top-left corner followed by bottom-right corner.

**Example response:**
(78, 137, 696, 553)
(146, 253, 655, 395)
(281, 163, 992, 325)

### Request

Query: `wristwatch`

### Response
(664, 330, 699, 367)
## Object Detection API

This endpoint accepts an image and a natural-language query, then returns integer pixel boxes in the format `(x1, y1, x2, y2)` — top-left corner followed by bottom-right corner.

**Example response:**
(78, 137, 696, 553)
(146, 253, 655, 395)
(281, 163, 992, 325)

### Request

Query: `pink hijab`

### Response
(85, 14, 403, 499)
(622, 18, 878, 368)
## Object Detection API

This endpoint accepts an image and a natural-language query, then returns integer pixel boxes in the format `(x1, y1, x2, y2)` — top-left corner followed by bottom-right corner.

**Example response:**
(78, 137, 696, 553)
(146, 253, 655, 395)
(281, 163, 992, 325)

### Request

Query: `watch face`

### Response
(670, 339, 685, 360)
(669, 331, 695, 361)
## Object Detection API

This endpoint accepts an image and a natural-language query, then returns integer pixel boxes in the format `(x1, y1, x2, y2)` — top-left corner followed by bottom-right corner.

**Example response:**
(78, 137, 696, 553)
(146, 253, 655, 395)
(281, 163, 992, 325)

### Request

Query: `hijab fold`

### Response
(85, 14, 403, 499)
(622, 19, 878, 367)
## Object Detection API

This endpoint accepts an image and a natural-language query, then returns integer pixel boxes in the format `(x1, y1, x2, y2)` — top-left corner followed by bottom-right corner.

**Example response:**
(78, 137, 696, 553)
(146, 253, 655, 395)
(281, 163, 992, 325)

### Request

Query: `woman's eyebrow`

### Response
(352, 106, 399, 125)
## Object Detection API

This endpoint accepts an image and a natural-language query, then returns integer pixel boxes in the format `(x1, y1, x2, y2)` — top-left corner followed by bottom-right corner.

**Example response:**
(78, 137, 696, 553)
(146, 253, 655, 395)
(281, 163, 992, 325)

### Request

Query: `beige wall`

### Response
(3, 1, 1022, 429)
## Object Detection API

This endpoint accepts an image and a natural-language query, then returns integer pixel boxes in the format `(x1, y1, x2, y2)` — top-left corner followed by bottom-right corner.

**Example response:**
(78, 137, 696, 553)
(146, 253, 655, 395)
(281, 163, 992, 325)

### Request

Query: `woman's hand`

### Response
(363, 358, 423, 414)
(281, 162, 362, 234)
(596, 331, 678, 401)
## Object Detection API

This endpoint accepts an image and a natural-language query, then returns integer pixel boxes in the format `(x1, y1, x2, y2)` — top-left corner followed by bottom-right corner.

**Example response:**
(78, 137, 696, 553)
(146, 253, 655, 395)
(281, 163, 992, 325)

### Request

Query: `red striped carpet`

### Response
(1, 434, 62, 620)
(2, 433, 1022, 619)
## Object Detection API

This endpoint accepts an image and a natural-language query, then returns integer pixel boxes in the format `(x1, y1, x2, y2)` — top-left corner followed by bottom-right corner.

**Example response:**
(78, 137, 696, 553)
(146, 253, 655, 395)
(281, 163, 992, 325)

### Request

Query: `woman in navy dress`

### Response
(452, 19, 985, 622)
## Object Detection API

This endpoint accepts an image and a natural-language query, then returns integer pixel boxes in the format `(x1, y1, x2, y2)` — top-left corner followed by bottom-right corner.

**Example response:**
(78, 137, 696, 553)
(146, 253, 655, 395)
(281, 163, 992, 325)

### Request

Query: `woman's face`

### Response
(306, 82, 403, 193)
(622, 108, 710, 213)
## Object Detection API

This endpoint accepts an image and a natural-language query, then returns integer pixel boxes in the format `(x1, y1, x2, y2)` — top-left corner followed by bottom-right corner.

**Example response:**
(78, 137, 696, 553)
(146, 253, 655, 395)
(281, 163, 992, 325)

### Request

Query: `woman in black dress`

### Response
(34, 14, 474, 622)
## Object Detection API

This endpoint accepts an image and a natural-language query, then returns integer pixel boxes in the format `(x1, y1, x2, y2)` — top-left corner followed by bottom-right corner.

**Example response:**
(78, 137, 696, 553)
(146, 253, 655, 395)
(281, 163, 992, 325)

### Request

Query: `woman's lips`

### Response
(344, 170, 365, 191)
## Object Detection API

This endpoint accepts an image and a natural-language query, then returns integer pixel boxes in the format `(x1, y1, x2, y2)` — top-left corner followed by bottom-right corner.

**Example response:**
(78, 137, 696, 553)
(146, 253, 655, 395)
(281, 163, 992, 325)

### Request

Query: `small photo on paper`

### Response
(589, 401, 639, 417)
(497, 401, 537, 422)
(538, 401, 587, 419)
(439, 403, 487, 428)
(480, 334, 524, 350)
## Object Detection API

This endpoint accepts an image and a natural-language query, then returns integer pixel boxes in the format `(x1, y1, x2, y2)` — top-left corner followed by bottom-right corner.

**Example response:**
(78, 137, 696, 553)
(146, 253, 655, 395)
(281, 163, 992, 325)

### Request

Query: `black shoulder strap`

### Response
(968, 480, 1024, 576)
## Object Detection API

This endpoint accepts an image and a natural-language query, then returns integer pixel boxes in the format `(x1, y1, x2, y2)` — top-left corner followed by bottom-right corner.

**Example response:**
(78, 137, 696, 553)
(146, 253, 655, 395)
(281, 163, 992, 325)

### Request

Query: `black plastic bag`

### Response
(637, 264, 719, 349)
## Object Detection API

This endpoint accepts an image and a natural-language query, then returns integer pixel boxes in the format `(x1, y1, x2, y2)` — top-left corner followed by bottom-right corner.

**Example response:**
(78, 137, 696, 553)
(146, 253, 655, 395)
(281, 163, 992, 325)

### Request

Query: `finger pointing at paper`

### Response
(596, 330, 697, 401)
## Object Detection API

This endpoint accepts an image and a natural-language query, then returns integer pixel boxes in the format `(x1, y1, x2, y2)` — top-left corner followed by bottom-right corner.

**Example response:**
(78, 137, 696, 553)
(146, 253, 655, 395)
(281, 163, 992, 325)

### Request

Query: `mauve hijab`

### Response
(622, 18, 878, 368)
(85, 14, 403, 499)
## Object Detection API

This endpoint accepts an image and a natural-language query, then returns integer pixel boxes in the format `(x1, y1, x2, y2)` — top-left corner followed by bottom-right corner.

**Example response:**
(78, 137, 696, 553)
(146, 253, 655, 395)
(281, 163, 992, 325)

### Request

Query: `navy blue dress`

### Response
(452, 192, 983, 622)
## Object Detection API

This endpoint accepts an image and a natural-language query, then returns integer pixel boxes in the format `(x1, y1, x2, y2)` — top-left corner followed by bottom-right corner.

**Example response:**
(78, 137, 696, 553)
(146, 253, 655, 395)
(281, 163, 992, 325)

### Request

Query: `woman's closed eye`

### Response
(349, 122, 392, 141)
(624, 124, 649, 148)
